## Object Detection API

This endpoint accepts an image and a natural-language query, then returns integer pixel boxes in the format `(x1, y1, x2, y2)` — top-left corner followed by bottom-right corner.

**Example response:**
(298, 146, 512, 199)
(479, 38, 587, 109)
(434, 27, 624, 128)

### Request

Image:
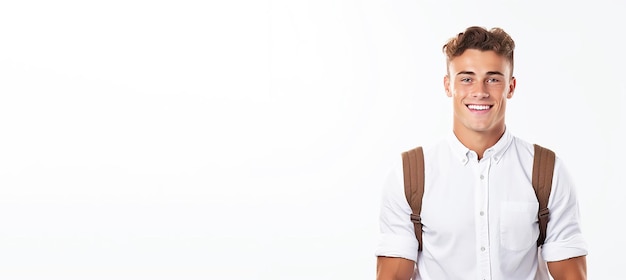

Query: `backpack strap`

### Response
(401, 146, 425, 251)
(532, 144, 556, 247)
(402, 144, 555, 250)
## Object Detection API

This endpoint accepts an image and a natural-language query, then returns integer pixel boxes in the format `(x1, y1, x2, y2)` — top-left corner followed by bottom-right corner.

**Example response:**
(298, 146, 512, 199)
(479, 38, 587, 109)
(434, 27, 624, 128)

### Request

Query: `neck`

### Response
(453, 126, 505, 160)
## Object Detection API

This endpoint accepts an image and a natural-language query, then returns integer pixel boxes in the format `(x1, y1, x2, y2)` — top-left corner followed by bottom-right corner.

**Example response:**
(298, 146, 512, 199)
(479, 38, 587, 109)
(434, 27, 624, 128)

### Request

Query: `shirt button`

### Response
(480, 211, 484, 216)
(480, 247, 486, 252)
(480, 175, 484, 180)
(461, 158, 467, 163)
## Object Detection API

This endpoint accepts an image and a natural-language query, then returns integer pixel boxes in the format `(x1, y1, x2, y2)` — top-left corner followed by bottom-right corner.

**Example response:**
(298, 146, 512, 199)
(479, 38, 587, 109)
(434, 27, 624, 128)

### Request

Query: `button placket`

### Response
(477, 158, 492, 280)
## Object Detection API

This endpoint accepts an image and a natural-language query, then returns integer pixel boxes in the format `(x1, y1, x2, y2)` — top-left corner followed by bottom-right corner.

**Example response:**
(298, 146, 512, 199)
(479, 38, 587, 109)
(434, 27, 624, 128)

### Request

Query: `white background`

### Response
(1, 1, 623, 279)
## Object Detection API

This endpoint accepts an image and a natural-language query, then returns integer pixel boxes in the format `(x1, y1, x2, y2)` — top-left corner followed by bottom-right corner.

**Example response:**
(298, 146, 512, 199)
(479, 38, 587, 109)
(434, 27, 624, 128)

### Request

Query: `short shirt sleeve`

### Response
(540, 157, 588, 261)
(375, 160, 419, 262)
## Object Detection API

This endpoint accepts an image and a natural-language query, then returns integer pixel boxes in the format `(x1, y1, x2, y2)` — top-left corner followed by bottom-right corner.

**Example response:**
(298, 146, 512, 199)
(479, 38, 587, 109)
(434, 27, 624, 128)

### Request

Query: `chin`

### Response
(467, 125, 493, 133)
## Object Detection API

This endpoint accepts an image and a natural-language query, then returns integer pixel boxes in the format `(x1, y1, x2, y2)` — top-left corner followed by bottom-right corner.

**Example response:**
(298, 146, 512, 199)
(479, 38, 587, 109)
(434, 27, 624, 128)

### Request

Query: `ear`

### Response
(507, 76, 516, 99)
(444, 75, 452, 97)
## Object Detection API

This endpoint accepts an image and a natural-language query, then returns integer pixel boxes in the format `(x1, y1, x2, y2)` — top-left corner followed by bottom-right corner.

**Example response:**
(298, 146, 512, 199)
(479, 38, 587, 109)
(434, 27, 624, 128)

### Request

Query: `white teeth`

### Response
(467, 105, 490, 110)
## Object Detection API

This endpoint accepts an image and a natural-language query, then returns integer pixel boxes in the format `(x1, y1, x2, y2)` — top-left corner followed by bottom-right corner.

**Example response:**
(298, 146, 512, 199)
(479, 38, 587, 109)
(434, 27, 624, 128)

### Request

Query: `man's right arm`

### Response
(376, 256, 415, 280)
(376, 161, 418, 279)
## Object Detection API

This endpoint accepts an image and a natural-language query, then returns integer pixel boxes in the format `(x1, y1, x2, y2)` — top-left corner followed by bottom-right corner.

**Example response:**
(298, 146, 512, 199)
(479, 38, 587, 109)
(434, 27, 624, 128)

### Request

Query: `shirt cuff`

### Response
(374, 233, 419, 262)
(541, 234, 588, 262)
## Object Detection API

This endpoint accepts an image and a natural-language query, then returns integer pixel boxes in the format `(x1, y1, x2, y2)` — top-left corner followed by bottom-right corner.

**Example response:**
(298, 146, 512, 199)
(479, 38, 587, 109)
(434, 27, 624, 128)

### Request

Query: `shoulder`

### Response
(511, 136, 571, 184)
(510, 135, 535, 155)
(513, 137, 565, 168)
(509, 135, 560, 162)
(419, 137, 449, 160)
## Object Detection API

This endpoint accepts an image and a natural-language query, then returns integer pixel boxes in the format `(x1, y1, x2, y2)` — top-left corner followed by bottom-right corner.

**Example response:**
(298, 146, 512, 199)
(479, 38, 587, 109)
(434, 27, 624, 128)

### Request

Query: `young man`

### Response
(375, 26, 588, 280)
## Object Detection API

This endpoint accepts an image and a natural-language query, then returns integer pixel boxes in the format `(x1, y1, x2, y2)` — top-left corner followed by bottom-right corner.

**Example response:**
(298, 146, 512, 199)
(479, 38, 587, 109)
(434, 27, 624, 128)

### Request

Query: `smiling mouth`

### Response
(466, 104, 493, 111)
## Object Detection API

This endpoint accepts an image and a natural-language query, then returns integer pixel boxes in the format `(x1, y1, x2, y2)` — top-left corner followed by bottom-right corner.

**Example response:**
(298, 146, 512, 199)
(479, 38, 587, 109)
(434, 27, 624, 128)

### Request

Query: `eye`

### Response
(460, 77, 472, 83)
(486, 78, 501, 83)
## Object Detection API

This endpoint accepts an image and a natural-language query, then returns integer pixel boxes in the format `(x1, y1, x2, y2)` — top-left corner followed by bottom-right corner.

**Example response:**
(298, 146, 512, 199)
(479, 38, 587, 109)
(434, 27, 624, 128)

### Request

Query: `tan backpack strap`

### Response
(532, 144, 556, 247)
(401, 146, 425, 251)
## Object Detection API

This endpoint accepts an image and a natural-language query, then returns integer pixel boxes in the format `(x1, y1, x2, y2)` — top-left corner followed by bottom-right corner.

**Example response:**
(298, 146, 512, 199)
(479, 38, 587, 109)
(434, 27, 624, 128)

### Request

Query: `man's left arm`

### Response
(547, 255, 587, 280)
(542, 158, 588, 279)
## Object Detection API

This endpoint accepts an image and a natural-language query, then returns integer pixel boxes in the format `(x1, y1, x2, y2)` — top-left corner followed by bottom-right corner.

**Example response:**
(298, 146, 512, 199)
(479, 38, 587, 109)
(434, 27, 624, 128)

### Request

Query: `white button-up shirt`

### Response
(375, 129, 588, 280)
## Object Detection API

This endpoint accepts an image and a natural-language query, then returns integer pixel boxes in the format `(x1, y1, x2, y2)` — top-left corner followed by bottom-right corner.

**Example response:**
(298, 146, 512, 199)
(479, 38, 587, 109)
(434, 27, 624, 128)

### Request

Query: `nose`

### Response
(471, 84, 490, 98)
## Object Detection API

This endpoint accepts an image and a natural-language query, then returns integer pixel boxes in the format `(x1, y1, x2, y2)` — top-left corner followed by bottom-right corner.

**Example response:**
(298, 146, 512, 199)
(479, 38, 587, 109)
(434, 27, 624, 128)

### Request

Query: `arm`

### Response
(542, 158, 588, 279)
(376, 256, 415, 280)
(375, 161, 419, 279)
(547, 255, 587, 280)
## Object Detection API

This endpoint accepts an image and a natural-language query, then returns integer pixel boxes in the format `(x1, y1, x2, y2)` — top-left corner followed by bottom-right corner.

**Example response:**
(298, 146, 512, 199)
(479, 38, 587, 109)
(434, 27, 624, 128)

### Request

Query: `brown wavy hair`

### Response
(443, 26, 515, 75)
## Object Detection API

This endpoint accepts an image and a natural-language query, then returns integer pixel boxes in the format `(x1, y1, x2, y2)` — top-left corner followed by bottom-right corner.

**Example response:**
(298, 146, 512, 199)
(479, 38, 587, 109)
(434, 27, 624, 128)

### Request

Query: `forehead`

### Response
(448, 49, 512, 75)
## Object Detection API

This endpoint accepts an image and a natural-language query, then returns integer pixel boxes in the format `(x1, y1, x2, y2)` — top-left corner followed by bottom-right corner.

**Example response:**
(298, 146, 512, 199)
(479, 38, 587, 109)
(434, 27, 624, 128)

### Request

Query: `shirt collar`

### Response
(448, 128, 513, 165)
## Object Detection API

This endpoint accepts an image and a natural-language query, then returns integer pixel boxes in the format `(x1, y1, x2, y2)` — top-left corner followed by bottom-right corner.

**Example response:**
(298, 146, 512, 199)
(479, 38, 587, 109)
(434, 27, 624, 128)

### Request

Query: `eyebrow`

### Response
(456, 71, 505, 76)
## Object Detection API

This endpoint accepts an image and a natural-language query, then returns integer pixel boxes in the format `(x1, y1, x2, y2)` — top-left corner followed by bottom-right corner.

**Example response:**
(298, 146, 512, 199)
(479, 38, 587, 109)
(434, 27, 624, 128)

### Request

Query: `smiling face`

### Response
(444, 49, 516, 139)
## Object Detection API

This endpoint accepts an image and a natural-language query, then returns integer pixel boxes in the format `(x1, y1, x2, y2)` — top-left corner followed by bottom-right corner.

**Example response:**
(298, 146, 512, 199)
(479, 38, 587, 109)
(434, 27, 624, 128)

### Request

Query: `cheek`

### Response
(452, 87, 470, 99)
(453, 95, 467, 108)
